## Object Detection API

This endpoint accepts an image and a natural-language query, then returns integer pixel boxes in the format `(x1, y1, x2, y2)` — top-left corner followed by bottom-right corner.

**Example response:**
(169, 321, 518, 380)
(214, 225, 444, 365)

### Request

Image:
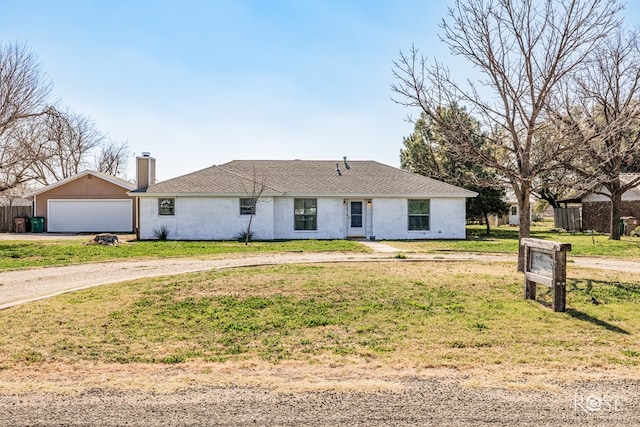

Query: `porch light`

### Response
(367, 200, 372, 207)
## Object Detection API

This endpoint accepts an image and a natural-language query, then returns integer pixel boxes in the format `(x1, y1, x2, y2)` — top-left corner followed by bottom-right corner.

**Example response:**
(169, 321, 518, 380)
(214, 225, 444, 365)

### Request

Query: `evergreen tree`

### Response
(400, 106, 508, 235)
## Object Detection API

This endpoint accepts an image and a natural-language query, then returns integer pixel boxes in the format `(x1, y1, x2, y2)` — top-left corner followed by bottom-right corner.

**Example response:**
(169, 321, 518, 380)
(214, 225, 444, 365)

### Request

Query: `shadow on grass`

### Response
(565, 308, 630, 335)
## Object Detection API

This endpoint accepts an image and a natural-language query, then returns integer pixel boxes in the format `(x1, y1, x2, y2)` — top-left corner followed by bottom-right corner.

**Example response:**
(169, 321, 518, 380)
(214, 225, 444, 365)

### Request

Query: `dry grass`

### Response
(1, 260, 639, 393)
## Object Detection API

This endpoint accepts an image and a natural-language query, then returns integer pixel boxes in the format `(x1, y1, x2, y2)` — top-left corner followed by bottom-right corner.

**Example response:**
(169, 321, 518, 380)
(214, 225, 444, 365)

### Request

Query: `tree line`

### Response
(0, 42, 129, 197)
(392, 0, 640, 270)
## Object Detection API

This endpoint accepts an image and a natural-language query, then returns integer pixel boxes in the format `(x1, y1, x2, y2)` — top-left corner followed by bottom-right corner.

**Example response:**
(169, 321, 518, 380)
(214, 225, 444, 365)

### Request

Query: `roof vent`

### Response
(336, 162, 342, 176)
(343, 156, 350, 169)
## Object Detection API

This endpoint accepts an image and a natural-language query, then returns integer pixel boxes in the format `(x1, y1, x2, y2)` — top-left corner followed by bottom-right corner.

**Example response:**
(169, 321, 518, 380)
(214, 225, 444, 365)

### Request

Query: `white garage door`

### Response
(48, 199, 133, 232)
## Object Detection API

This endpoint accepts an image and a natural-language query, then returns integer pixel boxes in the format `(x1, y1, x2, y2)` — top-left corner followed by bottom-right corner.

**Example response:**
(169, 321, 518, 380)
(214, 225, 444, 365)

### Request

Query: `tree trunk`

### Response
(484, 213, 491, 235)
(245, 213, 254, 245)
(609, 192, 622, 240)
(517, 188, 532, 272)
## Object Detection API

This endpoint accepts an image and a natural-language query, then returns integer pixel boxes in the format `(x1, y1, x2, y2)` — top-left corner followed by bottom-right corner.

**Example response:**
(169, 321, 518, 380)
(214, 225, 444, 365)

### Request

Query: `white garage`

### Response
(47, 199, 133, 232)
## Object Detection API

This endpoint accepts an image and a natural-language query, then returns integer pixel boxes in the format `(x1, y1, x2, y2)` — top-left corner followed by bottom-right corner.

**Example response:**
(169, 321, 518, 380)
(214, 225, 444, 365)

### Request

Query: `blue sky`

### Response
(1, 1, 638, 181)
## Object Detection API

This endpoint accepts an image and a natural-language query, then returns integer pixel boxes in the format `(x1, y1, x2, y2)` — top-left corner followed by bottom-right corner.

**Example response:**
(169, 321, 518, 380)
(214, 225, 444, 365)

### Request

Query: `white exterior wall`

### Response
(273, 197, 346, 239)
(139, 196, 275, 240)
(139, 195, 469, 240)
(371, 197, 467, 240)
(582, 186, 640, 202)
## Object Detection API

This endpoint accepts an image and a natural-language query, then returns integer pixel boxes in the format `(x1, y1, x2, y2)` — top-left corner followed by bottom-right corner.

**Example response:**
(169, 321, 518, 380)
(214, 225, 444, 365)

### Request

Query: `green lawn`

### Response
(0, 221, 638, 272)
(389, 222, 640, 257)
(1, 262, 638, 371)
(0, 239, 368, 270)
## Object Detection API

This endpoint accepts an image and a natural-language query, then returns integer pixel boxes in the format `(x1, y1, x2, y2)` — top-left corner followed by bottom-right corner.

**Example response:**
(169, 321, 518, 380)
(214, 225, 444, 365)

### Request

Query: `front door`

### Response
(347, 200, 365, 237)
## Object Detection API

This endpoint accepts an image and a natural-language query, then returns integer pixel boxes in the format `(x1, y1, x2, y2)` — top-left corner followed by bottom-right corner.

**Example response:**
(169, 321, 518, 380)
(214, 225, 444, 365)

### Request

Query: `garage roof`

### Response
(26, 170, 135, 197)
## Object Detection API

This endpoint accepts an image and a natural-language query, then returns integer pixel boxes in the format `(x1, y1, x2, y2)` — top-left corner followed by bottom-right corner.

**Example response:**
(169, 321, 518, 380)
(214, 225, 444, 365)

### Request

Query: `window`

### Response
(294, 199, 317, 230)
(510, 206, 518, 216)
(408, 199, 430, 231)
(158, 198, 175, 216)
(240, 198, 256, 215)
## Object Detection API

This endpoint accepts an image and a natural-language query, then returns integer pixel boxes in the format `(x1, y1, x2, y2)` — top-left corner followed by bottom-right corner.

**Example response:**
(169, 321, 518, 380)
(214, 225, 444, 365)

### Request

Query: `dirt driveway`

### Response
(1, 235, 639, 309)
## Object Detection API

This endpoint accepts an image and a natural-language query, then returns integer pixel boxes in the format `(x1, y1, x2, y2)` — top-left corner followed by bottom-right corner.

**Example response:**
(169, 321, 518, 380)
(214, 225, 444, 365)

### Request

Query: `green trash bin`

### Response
(30, 217, 45, 233)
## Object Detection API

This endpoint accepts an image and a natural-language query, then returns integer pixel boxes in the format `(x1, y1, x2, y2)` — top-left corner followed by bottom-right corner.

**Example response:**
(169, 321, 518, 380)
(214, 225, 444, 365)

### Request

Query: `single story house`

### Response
(130, 155, 477, 240)
(27, 170, 137, 233)
(564, 173, 640, 233)
(488, 188, 535, 226)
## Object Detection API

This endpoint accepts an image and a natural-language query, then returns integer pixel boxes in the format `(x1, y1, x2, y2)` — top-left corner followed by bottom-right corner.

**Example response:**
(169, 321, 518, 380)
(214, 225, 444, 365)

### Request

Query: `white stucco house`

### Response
(488, 188, 536, 226)
(130, 155, 477, 241)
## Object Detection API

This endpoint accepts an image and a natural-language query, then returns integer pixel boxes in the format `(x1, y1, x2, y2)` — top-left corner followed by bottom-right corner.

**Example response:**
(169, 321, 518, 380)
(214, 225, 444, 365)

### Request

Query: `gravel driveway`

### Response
(2, 376, 638, 426)
(2, 240, 640, 426)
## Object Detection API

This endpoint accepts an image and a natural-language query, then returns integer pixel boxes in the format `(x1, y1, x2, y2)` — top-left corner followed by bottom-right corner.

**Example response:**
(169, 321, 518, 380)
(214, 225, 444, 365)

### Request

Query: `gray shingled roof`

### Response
(143, 160, 477, 197)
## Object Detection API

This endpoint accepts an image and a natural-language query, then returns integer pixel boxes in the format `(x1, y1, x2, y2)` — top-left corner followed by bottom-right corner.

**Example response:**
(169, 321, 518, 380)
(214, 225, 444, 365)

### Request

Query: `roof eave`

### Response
(132, 191, 477, 198)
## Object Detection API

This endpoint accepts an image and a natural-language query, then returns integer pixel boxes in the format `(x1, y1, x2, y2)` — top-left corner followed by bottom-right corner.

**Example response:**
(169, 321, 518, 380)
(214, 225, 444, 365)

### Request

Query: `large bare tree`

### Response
(0, 42, 52, 190)
(1, 42, 130, 190)
(392, 0, 621, 270)
(24, 108, 104, 185)
(0, 42, 51, 137)
(560, 29, 640, 239)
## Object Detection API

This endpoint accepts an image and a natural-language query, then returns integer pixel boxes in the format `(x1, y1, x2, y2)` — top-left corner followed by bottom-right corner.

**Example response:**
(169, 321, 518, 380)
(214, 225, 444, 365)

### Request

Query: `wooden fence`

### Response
(554, 207, 581, 231)
(0, 206, 33, 232)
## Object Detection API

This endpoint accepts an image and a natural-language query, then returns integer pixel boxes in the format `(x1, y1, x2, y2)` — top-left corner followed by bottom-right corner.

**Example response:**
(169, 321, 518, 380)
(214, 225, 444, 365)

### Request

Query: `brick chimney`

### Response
(136, 152, 156, 190)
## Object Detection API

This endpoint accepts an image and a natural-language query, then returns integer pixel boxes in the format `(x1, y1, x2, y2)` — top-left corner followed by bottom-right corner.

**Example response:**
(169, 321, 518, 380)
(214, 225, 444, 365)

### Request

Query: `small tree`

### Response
(466, 184, 510, 235)
(239, 166, 266, 245)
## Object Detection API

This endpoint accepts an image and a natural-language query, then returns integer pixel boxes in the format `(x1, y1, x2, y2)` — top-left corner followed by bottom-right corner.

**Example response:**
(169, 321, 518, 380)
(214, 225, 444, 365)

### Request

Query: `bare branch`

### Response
(392, 0, 622, 268)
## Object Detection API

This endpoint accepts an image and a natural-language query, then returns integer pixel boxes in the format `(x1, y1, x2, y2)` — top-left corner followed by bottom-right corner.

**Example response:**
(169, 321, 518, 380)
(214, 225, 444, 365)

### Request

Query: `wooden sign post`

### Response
(521, 238, 572, 312)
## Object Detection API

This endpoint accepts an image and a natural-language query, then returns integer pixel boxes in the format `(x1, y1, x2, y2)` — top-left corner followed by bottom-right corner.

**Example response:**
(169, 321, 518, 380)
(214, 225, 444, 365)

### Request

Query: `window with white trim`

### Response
(408, 199, 430, 230)
(294, 199, 317, 230)
(158, 198, 175, 216)
(239, 198, 256, 215)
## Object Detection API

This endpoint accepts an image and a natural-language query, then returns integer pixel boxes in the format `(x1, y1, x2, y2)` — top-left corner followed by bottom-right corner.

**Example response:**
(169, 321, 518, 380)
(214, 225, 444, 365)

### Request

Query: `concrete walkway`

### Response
(356, 240, 406, 253)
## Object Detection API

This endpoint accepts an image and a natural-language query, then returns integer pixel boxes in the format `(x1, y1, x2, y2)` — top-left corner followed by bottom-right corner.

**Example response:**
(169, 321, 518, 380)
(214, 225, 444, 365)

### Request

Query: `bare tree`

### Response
(0, 42, 51, 139)
(0, 118, 43, 191)
(240, 165, 267, 245)
(0, 42, 52, 190)
(26, 108, 104, 185)
(560, 29, 640, 239)
(0, 42, 129, 193)
(392, 0, 621, 270)
(96, 140, 129, 176)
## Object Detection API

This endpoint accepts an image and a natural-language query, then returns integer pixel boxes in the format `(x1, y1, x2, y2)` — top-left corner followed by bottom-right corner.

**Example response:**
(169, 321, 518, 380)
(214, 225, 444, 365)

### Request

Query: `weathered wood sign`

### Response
(521, 238, 571, 312)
